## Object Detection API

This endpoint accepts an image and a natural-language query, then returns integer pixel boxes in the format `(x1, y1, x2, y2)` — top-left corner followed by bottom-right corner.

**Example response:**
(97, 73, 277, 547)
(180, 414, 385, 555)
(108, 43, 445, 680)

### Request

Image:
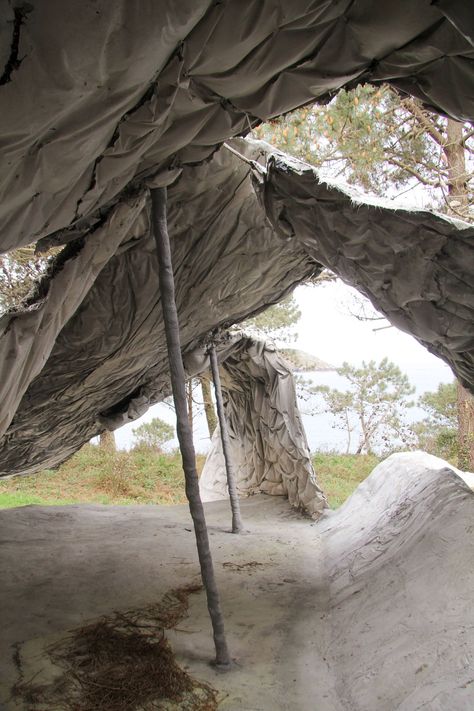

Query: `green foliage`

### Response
(311, 358, 415, 454)
(313, 451, 380, 509)
(254, 84, 473, 218)
(256, 86, 472, 462)
(413, 381, 458, 461)
(132, 417, 174, 451)
(243, 293, 301, 343)
(0, 444, 375, 511)
(0, 243, 59, 313)
(0, 491, 56, 508)
(0, 444, 207, 507)
(419, 381, 457, 428)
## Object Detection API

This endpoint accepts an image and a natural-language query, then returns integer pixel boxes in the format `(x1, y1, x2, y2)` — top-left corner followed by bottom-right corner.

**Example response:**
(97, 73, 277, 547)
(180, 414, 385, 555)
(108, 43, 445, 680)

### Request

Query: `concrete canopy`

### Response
(0, 1, 473, 484)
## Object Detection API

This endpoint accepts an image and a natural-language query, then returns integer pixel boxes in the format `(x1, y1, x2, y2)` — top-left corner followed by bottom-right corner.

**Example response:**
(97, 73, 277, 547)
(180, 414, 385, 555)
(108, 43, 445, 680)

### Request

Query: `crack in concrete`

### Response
(0, 4, 33, 86)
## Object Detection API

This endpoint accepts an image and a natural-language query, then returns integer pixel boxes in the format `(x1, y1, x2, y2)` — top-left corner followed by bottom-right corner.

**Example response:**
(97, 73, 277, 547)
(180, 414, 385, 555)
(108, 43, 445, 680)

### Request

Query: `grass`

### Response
(0, 445, 378, 510)
(313, 452, 380, 509)
(0, 445, 202, 509)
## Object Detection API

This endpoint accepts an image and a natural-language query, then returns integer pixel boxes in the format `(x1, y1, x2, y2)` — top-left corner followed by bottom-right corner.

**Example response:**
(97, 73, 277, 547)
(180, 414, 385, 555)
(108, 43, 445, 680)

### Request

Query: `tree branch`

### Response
(402, 97, 446, 148)
(388, 158, 441, 187)
(461, 127, 474, 144)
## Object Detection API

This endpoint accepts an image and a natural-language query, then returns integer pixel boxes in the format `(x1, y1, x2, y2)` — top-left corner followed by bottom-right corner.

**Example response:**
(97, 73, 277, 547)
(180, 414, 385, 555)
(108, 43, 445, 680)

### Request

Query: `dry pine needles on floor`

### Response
(12, 584, 218, 711)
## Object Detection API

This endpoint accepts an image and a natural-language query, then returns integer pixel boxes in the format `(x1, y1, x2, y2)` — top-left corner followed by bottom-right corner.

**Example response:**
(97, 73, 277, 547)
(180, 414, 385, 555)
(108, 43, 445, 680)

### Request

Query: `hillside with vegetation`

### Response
(0, 445, 377, 511)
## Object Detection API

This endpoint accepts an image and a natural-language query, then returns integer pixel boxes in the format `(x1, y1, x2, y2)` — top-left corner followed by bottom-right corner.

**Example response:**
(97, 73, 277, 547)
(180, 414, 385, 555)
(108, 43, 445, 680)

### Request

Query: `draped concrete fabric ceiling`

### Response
(0, 1, 473, 477)
(0, 141, 322, 476)
(0, 137, 472, 479)
(0, 0, 473, 255)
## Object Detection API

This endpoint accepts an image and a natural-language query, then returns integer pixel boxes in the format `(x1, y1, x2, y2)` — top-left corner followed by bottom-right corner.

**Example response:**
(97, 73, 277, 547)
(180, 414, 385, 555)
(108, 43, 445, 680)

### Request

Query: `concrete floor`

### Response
(1, 453, 473, 710)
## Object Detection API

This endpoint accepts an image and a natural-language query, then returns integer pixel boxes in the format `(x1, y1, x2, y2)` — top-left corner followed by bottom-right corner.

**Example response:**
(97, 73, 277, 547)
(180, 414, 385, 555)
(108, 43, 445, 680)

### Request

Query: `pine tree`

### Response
(313, 359, 415, 455)
(255, 85, 473, 468)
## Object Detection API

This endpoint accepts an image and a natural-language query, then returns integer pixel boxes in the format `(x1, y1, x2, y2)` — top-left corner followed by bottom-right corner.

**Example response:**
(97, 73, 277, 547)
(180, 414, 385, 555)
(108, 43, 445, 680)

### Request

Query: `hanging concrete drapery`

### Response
(150, 186, 231, 668)
(209, 344, 244, 533)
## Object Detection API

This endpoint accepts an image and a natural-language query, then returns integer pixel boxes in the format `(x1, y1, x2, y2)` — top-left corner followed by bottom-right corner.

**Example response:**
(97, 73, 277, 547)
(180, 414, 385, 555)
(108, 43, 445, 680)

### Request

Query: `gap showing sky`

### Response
(111, 281, 453, 454)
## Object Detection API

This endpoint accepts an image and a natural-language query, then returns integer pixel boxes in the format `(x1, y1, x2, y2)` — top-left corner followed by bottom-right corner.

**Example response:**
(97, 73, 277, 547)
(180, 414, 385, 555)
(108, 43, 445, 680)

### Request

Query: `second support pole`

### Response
(209, 345, 244, 534)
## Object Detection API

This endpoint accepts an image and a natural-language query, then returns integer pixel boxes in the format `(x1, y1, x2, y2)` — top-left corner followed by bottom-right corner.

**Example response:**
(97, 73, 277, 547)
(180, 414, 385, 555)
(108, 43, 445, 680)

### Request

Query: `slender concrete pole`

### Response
(150, 187, 231, 668)
(209, 345, 244, 533)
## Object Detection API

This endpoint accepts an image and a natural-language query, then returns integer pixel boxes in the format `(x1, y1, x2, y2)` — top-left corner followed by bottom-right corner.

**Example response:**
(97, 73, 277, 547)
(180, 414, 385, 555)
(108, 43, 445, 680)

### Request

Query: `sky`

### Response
(292, 280, 453, 452)
(112, 279, 454, 454)
(294, 280, 452, 391)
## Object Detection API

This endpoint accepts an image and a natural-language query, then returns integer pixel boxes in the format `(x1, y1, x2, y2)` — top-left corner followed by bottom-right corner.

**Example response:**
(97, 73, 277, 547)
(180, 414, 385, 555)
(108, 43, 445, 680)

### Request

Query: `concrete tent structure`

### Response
(0, 1, 473, 493)
(1, 4, 474, 709)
